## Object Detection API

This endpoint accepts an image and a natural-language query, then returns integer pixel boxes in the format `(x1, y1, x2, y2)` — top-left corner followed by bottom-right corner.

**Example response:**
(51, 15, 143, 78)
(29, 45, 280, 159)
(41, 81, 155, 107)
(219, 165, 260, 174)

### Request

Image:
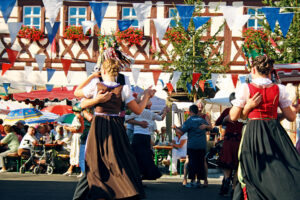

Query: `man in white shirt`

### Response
(18, 126, 38, 157)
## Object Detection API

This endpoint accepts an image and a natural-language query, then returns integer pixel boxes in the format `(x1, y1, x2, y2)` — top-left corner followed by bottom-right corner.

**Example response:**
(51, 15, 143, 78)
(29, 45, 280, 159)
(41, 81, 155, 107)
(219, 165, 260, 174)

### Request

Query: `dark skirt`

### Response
(85, 115, 145, 200)
(131, 134, 162, 180)
(233, 120, 300, 200)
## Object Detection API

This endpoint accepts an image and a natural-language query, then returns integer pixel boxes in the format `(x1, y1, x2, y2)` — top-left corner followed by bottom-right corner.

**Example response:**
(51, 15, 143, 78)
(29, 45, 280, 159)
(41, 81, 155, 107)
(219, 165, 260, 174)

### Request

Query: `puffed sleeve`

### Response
(82, 78, 99, 99)
(122, 75, 134, 104)
(278, 84, 292, 108)
(231, 83, 250, 108)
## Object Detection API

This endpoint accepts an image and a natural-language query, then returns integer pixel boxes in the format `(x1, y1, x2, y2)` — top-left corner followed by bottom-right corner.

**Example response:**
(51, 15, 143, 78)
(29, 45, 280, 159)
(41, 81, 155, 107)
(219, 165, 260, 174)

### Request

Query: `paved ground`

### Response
(0, 172, 232, 200)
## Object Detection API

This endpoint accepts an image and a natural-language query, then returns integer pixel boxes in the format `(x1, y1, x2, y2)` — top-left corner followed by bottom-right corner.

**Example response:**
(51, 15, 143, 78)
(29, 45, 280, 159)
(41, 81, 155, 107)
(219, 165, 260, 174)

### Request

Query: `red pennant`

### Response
(198, 80, 206, 92)
(166, 83, 173, 95)
(231, 74, 238, 88)
(6, 48, 19, 66)
(1, 63, 12, 76)
(51, 38, 56, 55)
(192, 73, 201, 86)
(61, 58, 72, 76)
(152, 70, 161, 86)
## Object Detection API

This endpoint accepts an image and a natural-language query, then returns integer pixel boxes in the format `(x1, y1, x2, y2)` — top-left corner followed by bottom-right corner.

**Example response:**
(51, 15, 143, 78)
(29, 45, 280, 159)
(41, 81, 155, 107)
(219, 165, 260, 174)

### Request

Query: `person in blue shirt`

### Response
(173, 104, 210, 188)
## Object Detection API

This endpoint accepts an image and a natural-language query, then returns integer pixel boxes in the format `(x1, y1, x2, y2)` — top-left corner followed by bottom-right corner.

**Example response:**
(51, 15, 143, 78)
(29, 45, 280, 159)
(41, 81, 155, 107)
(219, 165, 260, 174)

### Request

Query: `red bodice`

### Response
(247, 83, 279, 119)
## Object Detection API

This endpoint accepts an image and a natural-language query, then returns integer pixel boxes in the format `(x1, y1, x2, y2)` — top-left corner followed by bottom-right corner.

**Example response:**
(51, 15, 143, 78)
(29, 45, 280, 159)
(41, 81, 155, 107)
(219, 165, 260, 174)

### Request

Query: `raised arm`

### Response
(127, 87, 156, 115)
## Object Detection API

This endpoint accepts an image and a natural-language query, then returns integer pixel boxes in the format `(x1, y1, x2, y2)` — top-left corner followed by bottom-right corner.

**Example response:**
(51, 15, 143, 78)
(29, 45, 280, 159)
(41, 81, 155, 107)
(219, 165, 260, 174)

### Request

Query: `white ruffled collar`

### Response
(252, 77, 272, 85)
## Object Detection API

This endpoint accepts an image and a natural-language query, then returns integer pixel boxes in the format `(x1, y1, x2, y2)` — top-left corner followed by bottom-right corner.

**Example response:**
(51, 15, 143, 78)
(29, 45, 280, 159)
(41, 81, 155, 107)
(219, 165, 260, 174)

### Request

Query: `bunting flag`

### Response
(66, 85, 74, 91)
(211, 73, 218, 89)
(186, 82, 192, 94)
(82, 20, 96, 34)
(277, 13, 294, 38)
(131, 68, 141, 85)
(46, 84, 54, 92)
(6, 48, 19, 66)
(0, 0, 16, 23)
(166, 83, 173, 95)
(239, 76, 247, 84)
(133, 3, 152, 28)
(151, 34, 157, 53)
(261, 7, 280, 32)
(159, 79, 164, 87)
(35, 54, 46, 72)
(192, 73, 201, 87)
(231, 74, 239, 88)
(171, 71, 182, 89)
(152, 70, 161, 86)
(25, 85, 32, 93)
(1, 63, 12, 76)
(47, 68, 55, 82)
(61, 58, 72, 77)
(42, 0, 63, 26)
(89, 2, 109, 29)
(118, 19, 134, 31)
(198, 80, 206, 92)
(51, 38, 56, 58)
(153, 18, 172, 42)
(221, 6, 250, 31)
(8, 22, 22, 44)
(207, 80, 216, 91)
(67, 71, 73, 84)
(24, 66, 33, 79)
(3, 83, 10, 94)
(85, 62, 96, 77)
(193, 17, 210, 30)
(45, 22, 60, 45)
(175, 5, 195, 31)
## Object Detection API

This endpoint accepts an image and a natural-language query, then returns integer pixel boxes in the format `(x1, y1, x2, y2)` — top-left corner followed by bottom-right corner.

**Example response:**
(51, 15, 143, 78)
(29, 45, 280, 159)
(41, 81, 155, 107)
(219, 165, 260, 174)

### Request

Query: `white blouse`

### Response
(82, 75, 134, 104)
(232, 77, 291, 108)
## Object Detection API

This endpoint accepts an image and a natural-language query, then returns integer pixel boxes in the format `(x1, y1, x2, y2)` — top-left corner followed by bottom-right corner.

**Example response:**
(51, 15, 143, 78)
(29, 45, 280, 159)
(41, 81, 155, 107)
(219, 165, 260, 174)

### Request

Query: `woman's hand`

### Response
(95, 90, 112, 103)
(144, 86, 156, 98)
(246, 92, 262, 110)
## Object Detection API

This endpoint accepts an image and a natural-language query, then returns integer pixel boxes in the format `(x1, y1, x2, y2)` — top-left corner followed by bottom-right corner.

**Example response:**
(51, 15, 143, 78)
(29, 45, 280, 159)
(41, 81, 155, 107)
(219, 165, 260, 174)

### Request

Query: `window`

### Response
(68, 7, 87, 26)
(247, 8, 264, 29)
(23, 6, 41, 29)
(122, 7, 138, 28)
(169, 8, 179, 28)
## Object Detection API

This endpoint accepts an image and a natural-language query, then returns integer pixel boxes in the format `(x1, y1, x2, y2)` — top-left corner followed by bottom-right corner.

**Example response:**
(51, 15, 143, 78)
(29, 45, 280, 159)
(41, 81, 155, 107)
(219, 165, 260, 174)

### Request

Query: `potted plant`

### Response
(63, 25, 91, 41)
(115, 27, 143, 47)
(18, 25, 45, 41)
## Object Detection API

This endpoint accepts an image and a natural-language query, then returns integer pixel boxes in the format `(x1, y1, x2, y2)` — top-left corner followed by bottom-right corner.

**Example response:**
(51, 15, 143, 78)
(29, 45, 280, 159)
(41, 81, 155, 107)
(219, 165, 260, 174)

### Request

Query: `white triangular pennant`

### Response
(131, 68, 141, 85)
(8, 22, 22, 44)
(67, 71, 73, 84)
(211, 73, 219, 89)
(24, 66, 33, 79)
(35, 54, 46, 73)
(82, 20, 96, 35)
(153, 18, 172, 41)
(221, 6, 250, 31)
(171, 71, 182, 89)
(133, 3, 152, 28)
(233, 14, 251, 30)
(66, 85, 74, 91)
(42, 0, 63, 26)
(25, 85, 32, 93)
(85, 62, 96, 77)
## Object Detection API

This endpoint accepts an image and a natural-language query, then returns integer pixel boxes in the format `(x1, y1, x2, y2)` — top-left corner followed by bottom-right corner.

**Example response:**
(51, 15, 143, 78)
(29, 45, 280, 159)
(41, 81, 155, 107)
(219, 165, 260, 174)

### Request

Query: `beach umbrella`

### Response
(5, 108, 42, 124)
(56, 113, 76, 126)
(25, 111, 60, 124)
(41, 105, 73, 116)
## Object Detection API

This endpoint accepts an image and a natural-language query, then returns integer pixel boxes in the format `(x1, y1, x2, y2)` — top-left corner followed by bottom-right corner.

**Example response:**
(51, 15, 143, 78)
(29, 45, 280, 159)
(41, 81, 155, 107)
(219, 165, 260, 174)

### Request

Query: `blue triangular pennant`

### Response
(277, 13, 294, 38)
(118, 19, 134, 31)
(186, 82, 192, 94)
(47, 68, 56, 82)
(261, 7, 280, 32)
(3, 83, 11, 94)
(89, 2, 109, 29)
(45, 22, 60, 44)
(46, 84, 54, 92)
(0, 0, 16, 23)
(159, 79, 164, 87)
(8, 22, 22, 44)
(176, 5, 195, 31)
(193, 17, 210, 30)
(239, 76, 246, 84)
(207, 80, 216, 91)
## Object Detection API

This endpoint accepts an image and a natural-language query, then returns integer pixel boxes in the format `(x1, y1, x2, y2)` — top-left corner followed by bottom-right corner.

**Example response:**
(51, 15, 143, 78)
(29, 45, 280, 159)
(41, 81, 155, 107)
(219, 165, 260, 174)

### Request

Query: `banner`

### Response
(231, 74, 238, 88)
(118, 19, 134, 31)
(1, 63, 12, 76)
(192, 73, 201, 87)
(82, 20, 96, 35)
(207, 80, 216, 91)
(166, 83, 173, 95)
(51, 38, 56, 58)
(46, 84, 54, 92)
(85, 62, 96, 77)
(0, 0, 16, 23)
(133, 3, 152, 28)
(221, 6, 250, 31)
(152, 70, 161, 86)
(131, 68, 141, 85)
(193, 17, 210, 30)
(198, 80, 205, 92)
(8, 22, 22, 44)
(176, 5, 195, 31)
(89, 2, 109, 29)
(6, 48, 18, 66)
(153, 18, 172, 41)
(239, 76, 246, 84)
(47, 68, 55, 82)
(211, 73, 219, 89)
(261, 7, 280, 32)
(35, 54, 46, 73)
(61, 58, 72, 77)
(159, 79, 164, 87)
(25, 85, 32, 93)
(3, 83, 10, 94)
(42, 0, 63, 26)
(186, 82, 192, 94)
(277, 13, 294, 38)
(24, 66, 33, 79)
(171, 71, 182, 89)
(45, 22, 60, 45)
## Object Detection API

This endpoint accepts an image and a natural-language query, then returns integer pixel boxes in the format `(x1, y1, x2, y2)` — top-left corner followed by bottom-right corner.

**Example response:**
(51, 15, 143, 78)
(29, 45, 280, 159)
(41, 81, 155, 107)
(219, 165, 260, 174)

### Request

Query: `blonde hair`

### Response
(102, 59, 120, 77)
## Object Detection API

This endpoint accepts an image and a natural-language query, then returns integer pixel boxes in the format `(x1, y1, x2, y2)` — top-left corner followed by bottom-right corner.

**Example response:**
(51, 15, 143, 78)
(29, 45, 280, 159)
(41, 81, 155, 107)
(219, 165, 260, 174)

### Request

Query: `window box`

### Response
(17, 25, 45, 41)
(115, 27, 143, 46)
(63, 25, 91, 41)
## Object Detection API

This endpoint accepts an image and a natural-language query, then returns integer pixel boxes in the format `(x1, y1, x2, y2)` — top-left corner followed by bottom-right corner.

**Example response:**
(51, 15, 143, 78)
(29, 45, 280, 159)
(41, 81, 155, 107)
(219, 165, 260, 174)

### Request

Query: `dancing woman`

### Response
(230, 55, 300, 200)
